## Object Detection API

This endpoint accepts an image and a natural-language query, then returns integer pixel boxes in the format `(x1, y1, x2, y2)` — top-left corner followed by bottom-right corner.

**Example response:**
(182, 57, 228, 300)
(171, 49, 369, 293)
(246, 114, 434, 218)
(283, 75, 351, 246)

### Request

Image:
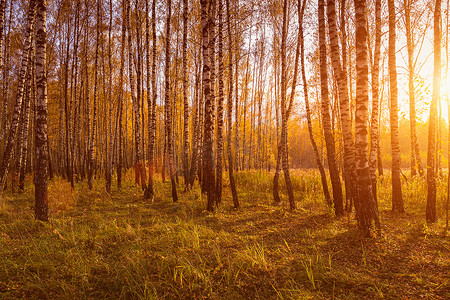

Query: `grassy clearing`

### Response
(0, 170, 449, 299)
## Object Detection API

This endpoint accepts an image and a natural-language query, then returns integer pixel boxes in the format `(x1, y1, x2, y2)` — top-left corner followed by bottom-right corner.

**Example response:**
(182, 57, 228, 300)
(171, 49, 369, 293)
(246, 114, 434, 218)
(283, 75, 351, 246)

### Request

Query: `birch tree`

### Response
(165, 0, 178, 201)
(354, 0, 381, 236)
(201, 0, 216, 211)
(388, 0, 404, 213)
(226, 0, 239, 208)
(318, 0, 343, 215)
(34, 0, 48, 221)
(426, 0, 441, 224)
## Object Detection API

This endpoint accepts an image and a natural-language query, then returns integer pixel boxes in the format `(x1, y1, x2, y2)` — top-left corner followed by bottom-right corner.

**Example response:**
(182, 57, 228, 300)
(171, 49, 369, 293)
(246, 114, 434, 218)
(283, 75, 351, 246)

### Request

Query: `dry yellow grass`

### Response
(0, 171, 448, 299)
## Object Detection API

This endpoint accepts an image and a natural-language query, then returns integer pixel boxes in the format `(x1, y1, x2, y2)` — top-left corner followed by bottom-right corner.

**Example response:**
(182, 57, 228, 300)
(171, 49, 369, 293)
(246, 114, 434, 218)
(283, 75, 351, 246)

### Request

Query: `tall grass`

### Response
(0, 170, 448, 299)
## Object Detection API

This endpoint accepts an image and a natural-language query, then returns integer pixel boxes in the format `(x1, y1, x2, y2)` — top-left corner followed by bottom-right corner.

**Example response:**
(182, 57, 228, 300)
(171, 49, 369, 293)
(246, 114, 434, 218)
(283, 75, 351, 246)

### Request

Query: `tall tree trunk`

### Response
(16, 45, 32, 191)
(340, 0, 352, 211)
(124, 95, 129, 170)
(117, 0, 127, 189)
(182, 0, 189, 190)
(354, 0, 381, 236)
(426, 0, 441, 224)
(326, 0, 354, 216)
(209, 0, 217, 192)
(369, 0, 381, 202)
(71, 0, 80, 184)
(100, 35, 107, 178)
(148, 21, 157, 194)
(1, 0, 11, 150)
(64, 18, 73, 187)
(34, 0, 48, 221)
(216, 0, 225, 204)
(242, 31, 251, 171)
(388, 0, 404, 212)
(340, 0, 347, 92)
(88, 0, 100, 190)
(226, 0, 239, 208)
(106, 0, 113, 193)
(248, 45, 257, 170)
(144, 0, 156, 199)
(143, 0, 151, 197)
(12, 59, 26, 190)
(198, 63, 204, 190)
(280, 0, 295, 211)
(318, 0, 343, 214)
(165, 0, 178, 202)
(405, 0, 415, 177)
(201, 0, 216, 211)
(19, 52, 33, 191)
(135, 0, 145, 173)
(171, 24, 180, 187)
(189, 49, 201, 187)
(377, 96, 383, 176)
(272, 23, 281, 204)
(82, 0, 90, 182)
(0, 0, 36, 194)
(233, 0, 239, 172)
(437, 99, 442, 175)
(257, 31, 266, 170)
(0, 0, 6, 141)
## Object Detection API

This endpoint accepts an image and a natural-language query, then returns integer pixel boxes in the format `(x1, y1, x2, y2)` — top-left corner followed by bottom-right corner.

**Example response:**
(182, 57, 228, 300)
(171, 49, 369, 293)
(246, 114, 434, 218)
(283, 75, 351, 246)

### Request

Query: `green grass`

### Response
(0, 170, 449, 299)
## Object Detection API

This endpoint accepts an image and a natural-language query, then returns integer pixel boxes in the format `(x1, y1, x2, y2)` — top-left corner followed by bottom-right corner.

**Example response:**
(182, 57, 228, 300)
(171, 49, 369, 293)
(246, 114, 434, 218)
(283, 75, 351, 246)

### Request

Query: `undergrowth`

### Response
(0, 170, 448, 299)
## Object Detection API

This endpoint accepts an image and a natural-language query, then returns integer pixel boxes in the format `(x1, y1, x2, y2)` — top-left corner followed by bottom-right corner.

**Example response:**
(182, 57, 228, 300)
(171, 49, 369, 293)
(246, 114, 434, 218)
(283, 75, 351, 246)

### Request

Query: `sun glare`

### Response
(442, 73, 450, 124)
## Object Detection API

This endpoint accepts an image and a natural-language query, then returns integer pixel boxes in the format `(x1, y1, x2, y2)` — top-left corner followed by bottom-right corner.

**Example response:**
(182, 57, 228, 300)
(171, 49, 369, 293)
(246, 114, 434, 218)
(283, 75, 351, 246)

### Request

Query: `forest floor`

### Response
(0, 170, 449, 299)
